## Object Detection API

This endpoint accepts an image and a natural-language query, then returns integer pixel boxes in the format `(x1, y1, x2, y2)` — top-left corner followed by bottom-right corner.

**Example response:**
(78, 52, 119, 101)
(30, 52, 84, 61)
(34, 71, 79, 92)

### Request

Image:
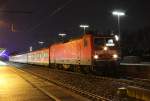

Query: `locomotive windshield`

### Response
(94, 37, 116, 49)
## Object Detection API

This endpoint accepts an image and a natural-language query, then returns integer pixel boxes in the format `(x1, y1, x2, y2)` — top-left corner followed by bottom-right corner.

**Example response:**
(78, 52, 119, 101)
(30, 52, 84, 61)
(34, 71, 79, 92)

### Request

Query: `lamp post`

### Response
(58, 33, 66, 37)
(38, 41, 45, 49)
(112, 10, 125, 57)
(58, 33, 66, 41)
(112, 10, 125, 38)
(79, 24, 89, 34)
(38, 41, 45, 45)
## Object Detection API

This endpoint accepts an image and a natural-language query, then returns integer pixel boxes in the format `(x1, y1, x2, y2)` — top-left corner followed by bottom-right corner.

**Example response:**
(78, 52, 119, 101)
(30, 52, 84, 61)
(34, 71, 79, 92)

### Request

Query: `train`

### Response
(9, 33, 120, 73)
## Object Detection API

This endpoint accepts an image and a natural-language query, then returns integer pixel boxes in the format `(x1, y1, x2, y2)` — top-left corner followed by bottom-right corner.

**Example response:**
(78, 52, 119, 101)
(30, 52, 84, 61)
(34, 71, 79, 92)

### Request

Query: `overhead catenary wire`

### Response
(29, 0, 73, 32)
(0, 10, 32, 14)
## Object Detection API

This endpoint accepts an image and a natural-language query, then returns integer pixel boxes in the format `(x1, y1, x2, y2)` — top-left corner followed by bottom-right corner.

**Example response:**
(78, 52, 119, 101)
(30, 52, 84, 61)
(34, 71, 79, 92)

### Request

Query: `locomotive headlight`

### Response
(113, 54, 118, 59)
(94, 54, 99, 59)
(103, 46, 108, 51)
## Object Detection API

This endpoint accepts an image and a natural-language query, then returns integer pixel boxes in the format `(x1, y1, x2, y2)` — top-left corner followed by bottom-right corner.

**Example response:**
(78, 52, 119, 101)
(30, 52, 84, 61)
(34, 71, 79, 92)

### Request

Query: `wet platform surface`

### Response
(0, 62, 52, 101)
(0, 61, 90, 101)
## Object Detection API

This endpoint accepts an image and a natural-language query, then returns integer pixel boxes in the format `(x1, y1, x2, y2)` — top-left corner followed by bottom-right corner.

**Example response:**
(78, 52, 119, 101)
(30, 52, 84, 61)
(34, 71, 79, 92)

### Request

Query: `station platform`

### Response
(0, 61, 90, 101)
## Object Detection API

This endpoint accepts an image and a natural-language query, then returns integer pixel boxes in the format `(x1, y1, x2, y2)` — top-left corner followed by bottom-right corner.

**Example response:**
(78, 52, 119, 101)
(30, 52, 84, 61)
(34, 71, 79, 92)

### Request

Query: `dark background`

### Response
(0, 0, 149, 56)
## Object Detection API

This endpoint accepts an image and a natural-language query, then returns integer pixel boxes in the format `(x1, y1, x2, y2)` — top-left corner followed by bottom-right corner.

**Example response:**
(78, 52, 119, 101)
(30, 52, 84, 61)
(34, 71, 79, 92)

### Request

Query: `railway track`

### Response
(8, 62, 148, 101)
(10, 62, 150, 88)
(15, 67, 112, 101)
(31, 66, 150, 90)
(118, 77, 150, 89)
(9, 66, 92, 101)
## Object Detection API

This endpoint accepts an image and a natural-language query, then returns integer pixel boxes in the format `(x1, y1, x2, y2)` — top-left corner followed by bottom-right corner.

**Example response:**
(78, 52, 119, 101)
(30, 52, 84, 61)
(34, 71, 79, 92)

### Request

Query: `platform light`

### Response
(58, 33, 66, 37)
(38, 41, 45, 45)
(112, 11, 125, 16)
(115, 35, 119, 41)
(79, 24, 89, 34)
(80, 25, 89, 28)
(58, 33, 67, 42)
(112, 10, 125, 35)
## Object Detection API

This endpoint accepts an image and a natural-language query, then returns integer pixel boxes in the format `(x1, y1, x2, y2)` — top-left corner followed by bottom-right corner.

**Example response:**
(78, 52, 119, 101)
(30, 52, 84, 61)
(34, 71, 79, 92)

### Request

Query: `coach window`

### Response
(43, 53, 46, 57)
(40, 53, 42, 58)
(44, 53, 48, 57)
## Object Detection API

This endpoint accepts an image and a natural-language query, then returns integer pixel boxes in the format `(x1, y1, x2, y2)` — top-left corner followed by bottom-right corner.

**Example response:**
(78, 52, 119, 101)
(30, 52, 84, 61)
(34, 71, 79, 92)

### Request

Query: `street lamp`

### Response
(114, 35, 119, 41)
(112, 10, 125, 58)
(79, 24, 89, 34)
(38, 41, 45, 45)
(58, 33, 66, 41)
(58, 33, 66, 37)
(112, 10, 125, 36)
(38, 41, 45, 49)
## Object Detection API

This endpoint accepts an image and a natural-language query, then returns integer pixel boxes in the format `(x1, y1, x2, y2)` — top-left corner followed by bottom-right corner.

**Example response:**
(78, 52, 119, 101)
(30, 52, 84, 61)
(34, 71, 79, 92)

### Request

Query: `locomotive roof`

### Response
(50, 33, 115, 47)
(52, 33, 91, 45)
(10, 33, 115, 56)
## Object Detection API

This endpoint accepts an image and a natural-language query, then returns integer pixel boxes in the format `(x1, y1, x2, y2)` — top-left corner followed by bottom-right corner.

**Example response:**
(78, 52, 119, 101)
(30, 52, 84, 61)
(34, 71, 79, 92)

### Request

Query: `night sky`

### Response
(0, 0, 149, 53)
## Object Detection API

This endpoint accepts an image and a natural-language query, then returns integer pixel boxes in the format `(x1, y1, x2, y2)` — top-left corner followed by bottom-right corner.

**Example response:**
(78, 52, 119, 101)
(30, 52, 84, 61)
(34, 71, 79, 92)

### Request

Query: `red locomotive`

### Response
(9, 33, 120, 73)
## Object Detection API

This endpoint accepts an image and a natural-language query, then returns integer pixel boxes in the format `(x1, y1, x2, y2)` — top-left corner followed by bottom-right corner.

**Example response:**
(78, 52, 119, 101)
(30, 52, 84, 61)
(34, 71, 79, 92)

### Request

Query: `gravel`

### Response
(9, 63, 143, 101)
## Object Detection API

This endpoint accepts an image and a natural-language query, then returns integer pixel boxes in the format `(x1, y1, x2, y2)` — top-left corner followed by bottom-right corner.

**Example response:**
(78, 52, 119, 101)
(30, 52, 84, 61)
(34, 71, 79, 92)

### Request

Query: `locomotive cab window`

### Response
(105, 39, 115, 47)
(94, 37, 116, 49)
(94, 38, 105, 47)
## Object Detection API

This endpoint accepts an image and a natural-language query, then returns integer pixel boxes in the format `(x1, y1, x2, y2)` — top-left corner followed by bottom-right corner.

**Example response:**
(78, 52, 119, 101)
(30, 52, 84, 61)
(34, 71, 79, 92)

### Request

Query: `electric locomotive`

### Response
(9, 33, 120, 73)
